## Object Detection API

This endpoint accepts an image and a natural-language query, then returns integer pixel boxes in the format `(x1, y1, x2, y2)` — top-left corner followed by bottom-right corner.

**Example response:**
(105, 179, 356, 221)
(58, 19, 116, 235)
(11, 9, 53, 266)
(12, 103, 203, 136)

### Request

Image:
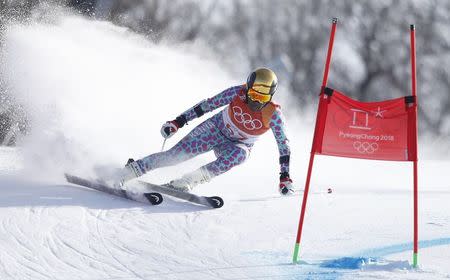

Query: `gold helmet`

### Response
(246, 67, 278, 104)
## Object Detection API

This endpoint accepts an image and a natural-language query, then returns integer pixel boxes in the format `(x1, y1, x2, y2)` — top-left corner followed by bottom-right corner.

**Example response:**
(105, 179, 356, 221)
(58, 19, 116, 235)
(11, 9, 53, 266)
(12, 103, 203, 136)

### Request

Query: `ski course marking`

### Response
(236, 189, 331, 202)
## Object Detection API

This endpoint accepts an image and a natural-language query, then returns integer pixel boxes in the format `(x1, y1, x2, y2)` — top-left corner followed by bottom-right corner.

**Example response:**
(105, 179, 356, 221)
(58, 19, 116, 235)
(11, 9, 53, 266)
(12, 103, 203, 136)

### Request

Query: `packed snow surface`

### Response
(0, 12, 449, 280)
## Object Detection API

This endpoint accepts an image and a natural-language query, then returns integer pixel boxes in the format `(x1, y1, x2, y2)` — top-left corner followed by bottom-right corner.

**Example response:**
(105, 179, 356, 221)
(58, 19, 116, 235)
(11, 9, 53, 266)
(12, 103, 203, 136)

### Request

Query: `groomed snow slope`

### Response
(0, 11, 449, 280)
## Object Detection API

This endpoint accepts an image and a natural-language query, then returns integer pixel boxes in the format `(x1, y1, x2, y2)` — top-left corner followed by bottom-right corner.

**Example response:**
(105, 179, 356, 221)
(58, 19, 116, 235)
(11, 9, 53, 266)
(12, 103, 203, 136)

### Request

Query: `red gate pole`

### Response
(293, 18, 338, 264)
(410, 24, 419, 268)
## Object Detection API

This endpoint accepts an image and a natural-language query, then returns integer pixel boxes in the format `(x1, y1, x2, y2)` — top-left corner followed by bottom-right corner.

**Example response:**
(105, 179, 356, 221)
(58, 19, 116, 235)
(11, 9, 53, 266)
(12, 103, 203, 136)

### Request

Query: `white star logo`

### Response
(372, 107, 387, 118)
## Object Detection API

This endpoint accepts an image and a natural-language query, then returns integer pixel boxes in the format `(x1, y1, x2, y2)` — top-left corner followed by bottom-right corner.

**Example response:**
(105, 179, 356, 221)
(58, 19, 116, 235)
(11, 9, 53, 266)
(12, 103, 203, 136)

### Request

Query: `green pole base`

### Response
(412, 253, 418, 268)
(293, 243, 300, 264)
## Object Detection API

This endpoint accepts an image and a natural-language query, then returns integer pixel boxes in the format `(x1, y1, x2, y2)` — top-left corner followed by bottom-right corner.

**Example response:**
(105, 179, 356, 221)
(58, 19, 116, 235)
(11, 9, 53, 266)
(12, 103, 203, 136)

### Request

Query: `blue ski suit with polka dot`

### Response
(139, 84, 291, 180)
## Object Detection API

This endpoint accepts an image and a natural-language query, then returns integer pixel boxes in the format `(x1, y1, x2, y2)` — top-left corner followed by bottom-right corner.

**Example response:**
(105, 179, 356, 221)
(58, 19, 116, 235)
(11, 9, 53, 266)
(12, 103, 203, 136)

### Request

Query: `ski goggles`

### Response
(247, 88, 272, 104)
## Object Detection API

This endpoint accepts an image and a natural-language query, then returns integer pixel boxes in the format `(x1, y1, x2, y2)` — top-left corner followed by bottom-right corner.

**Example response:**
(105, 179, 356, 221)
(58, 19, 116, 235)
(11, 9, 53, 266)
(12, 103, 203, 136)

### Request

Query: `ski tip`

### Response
(208, 196, 224, 208)
(144, 192, 163, 205)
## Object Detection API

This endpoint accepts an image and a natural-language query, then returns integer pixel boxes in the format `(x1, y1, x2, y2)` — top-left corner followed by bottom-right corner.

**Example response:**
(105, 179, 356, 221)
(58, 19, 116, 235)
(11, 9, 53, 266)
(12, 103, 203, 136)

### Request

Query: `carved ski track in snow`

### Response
(1, 208, 54, 280)
(93, 209, 147, 280)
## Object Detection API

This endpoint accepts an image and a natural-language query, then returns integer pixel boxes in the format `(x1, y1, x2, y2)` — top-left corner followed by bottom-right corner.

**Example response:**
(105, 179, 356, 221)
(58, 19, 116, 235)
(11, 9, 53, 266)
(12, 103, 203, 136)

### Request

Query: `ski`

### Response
(64, 173, 163, 205)
(138, 181, 224, 209)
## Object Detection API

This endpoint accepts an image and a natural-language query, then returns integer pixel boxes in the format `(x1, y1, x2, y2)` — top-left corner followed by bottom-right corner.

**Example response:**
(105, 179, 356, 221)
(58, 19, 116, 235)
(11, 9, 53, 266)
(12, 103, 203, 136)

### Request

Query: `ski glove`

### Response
(279, 172, 294, 195)
(161, 120, 179, 139)
(160, 116, 187, 139)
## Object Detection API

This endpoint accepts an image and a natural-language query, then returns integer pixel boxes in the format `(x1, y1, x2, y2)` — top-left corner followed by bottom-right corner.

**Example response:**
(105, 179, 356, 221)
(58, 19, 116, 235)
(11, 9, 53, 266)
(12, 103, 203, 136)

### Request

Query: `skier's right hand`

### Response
(161, 120, 179, 139)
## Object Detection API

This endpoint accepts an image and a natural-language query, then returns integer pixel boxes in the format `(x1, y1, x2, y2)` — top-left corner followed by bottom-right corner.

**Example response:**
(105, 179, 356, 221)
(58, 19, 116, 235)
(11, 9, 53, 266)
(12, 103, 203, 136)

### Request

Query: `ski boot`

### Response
(115, 158, 146, 188)
(169, 167, 211, 192)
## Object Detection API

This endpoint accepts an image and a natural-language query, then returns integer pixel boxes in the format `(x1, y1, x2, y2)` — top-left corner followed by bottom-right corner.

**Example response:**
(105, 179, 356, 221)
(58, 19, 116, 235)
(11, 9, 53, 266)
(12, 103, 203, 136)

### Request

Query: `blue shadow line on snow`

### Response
(320, 257, 376, 269)
(357, 237, 450, 258)
(318, 237, 450, 270)
(316, 237, 450, 272)
(262, 237, 450, 279)
(240, 251, 345, 280)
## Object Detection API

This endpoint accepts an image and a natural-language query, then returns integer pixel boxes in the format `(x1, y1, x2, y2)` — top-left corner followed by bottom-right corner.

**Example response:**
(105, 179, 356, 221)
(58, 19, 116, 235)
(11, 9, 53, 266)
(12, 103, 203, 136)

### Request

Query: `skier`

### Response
(120, 67, 294, 195)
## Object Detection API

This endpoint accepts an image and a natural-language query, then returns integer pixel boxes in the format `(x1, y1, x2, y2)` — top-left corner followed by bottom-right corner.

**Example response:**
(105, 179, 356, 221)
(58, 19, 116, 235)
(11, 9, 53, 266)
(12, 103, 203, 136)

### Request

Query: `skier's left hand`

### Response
(279, 173, 294, 195)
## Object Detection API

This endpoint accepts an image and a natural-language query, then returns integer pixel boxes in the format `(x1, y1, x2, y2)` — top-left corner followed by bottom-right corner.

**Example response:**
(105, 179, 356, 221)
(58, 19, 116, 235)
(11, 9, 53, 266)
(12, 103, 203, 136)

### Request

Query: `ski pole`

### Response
(161, 139, 167, 152)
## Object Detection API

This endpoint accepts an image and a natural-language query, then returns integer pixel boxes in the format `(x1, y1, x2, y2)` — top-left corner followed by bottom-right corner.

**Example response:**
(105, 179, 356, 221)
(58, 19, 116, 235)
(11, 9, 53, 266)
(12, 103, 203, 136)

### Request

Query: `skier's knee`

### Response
(233, 144, 250, 165)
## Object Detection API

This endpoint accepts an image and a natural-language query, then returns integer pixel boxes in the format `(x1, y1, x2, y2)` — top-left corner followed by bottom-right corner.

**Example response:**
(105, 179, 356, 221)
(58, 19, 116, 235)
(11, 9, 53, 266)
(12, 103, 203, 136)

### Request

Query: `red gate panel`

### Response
(312, 88, 417, 161)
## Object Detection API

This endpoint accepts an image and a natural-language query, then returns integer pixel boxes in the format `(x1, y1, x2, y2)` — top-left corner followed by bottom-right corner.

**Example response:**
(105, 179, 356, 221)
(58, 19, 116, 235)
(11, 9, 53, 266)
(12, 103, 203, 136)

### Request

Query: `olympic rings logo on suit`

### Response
(232, 106, 263, 130)
(353, 141, 379, 154)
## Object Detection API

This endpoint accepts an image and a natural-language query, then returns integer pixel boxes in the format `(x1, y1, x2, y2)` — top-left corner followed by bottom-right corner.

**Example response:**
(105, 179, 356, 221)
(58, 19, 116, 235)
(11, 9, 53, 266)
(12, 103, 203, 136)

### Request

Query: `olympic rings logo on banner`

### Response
(232, 106, 263, 130)
(353, 141, 379, 154)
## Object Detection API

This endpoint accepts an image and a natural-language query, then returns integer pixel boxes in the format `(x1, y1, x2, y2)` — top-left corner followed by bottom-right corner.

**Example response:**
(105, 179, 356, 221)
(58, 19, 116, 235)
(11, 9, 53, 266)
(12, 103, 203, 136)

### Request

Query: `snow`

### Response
(0, 12, 449, 280)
